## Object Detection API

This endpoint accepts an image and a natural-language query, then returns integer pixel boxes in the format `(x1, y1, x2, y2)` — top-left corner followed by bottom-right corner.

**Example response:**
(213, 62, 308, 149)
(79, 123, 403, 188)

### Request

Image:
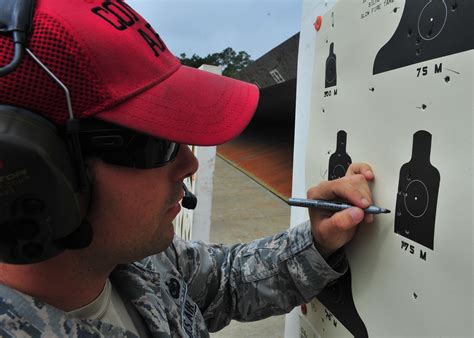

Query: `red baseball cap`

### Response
(0, 0, 259, 146)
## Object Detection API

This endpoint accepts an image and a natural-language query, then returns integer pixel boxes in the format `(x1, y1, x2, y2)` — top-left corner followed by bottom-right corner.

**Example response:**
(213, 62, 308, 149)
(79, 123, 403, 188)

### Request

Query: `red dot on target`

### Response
(314, 16, 323, 31)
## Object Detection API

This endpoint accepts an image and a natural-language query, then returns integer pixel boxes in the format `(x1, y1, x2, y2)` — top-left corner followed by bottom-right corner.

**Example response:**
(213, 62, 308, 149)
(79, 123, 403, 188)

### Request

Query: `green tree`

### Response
(179, 47, 253, 78)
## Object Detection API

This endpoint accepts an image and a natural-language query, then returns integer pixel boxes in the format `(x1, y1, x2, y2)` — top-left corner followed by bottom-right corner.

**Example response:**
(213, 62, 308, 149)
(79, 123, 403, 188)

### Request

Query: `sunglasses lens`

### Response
(142, 138, 179, 168)
(164, 142, 179, 162)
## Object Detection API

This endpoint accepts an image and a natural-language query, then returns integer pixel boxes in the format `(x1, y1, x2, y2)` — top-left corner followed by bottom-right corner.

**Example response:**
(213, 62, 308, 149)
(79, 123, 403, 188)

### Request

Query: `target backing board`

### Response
(298, 0, 473, 336)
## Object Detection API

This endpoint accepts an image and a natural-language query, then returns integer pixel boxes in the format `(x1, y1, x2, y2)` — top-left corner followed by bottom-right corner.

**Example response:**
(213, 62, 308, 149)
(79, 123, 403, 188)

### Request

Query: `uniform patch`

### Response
(166, 278, 180, 299)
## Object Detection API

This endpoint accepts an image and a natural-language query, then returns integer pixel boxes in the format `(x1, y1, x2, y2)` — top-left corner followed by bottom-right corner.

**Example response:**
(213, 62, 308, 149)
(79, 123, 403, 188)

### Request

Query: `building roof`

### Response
(235, 33, 299, 90)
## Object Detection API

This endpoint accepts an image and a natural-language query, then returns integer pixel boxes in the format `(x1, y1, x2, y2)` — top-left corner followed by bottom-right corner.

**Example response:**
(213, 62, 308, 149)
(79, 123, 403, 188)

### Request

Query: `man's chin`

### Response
(158, 222, 176, 251)
(133, 224, 176, 261)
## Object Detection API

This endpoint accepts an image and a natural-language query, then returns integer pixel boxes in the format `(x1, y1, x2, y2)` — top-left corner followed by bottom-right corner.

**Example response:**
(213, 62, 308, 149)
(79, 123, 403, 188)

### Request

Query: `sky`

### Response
(128, 0, 302, 61)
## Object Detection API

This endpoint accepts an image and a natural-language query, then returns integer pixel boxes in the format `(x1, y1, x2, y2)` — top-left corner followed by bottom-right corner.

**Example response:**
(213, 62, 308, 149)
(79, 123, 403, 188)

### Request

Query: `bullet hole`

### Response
(407, 28, 412, 37)
(405, 229, 410, 235)
(451, 3, 458, 11)
(444, 76, 450, 83)
(416, 48, 422, 56)
(369, 87, 375, 92)
(322, 108, 326, 113)
(396, 211, 402, 217)
(416, 37, 422, 45)
(393, 7, 398, 13)
(422, 104, 427, 110)
(413, 292, 418, 300)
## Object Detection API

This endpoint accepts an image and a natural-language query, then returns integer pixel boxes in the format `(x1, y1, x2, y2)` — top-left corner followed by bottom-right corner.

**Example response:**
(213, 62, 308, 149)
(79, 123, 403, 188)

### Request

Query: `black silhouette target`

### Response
(316, 266, 368, 338)
(319, 131, 367, 337)
(395, 131, 440, 249)
(325, 43, 337, 88)
(328, 131, 351, 180)
(373, 0, 473, 74)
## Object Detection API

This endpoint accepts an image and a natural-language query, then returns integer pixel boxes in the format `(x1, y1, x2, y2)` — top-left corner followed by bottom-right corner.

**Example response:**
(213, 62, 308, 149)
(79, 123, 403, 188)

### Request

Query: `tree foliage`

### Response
(179, 47, 253, 78)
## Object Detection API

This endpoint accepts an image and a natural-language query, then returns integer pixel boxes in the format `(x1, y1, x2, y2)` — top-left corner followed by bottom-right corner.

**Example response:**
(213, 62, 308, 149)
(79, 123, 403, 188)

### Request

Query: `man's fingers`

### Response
(308, 175, 373, 209)
(320, 207, 365, 233)
(308, 162, 376, 251)
(346, 163, 374, 181)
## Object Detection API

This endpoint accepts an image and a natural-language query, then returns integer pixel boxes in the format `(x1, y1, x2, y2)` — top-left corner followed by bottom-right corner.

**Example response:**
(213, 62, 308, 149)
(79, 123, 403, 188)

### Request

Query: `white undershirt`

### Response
(67, 279, 140, 336)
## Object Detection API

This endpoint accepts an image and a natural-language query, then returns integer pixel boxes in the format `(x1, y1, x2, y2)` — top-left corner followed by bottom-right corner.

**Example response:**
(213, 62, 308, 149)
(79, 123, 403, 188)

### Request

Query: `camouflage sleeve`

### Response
(171, 220, 347, 332)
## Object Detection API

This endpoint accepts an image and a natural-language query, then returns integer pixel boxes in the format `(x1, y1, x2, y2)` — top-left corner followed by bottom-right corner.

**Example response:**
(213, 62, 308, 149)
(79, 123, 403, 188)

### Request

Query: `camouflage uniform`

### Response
(0, 221, 347, 337)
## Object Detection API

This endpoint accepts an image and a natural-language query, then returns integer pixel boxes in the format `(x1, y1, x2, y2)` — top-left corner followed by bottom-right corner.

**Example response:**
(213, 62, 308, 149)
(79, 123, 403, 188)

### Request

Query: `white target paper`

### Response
(297, 0, 473, 336)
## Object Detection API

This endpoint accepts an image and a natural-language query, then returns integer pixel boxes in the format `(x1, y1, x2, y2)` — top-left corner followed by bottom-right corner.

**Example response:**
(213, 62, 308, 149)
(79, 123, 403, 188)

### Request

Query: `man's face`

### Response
(85, 145, 199, 264)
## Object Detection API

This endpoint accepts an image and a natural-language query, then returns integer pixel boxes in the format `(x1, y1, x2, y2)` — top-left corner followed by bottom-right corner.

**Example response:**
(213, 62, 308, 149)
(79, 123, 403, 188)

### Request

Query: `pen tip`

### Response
(384, 209, 391, 214)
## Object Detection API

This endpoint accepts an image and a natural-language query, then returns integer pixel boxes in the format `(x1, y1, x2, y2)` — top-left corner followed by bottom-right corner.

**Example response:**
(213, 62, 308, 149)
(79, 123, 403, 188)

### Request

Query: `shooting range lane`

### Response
(217, 80, 296, 200)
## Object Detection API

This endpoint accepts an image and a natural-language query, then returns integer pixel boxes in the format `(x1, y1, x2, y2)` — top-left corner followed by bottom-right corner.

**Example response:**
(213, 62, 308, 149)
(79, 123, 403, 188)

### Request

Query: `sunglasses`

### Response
(76, 119, 180, 169)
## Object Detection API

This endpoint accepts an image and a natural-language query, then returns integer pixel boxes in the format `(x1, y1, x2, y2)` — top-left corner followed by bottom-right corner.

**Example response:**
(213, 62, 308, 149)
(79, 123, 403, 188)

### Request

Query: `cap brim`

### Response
(95, 65, 259, 146)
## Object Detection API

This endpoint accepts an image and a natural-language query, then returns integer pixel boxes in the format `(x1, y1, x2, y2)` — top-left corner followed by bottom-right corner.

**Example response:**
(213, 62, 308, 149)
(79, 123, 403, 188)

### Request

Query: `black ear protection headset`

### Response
(0, 0, 197, 264)
(0, 0, 94, 264)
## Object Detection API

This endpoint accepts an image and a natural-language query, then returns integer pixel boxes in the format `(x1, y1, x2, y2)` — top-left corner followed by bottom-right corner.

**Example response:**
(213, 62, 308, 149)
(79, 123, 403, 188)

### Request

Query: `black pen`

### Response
(287, 197, 390, 215)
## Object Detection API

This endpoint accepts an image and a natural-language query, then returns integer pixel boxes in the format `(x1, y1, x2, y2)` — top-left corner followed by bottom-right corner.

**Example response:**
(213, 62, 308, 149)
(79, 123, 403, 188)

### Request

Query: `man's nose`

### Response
(173, 144, 199, 180)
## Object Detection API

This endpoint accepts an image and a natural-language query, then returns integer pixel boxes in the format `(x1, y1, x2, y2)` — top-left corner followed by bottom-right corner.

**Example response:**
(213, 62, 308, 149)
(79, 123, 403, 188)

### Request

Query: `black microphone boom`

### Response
(182, 183, 197, 210)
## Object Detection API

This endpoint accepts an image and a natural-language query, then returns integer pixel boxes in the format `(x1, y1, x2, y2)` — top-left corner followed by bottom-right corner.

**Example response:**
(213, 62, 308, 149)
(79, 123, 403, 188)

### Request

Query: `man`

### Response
(0, 0, 376, 337)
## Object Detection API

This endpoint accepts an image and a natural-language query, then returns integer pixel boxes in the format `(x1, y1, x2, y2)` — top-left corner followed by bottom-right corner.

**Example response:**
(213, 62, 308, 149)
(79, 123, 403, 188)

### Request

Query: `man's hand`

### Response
(308, 163, 375, 258)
